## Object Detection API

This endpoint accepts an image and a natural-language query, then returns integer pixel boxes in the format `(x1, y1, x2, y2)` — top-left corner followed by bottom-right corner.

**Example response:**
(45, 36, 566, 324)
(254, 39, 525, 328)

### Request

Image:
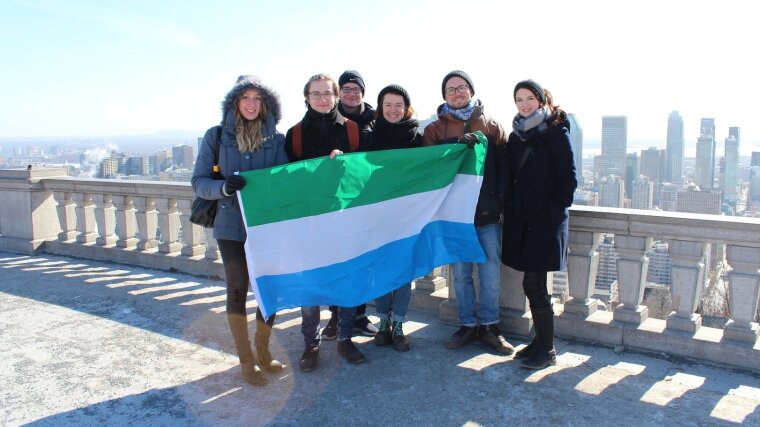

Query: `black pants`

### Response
(522, 271, 552, 311)
(218, 239, 274, 325)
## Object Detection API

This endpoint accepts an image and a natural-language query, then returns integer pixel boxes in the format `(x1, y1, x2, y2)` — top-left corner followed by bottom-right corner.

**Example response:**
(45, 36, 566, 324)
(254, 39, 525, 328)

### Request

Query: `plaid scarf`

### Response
(512, 107, 551, 140)
(441, 98, 478, 122)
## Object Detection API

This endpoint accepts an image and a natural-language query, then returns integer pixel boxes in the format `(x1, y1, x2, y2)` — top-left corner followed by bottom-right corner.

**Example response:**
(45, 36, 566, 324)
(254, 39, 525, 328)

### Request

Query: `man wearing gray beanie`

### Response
(423, 70, 514, 356)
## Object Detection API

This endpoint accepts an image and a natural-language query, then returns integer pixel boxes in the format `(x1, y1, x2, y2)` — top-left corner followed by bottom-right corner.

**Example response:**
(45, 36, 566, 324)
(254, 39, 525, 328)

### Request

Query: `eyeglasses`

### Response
(445, 85, 470, 96)
(309, 92, 335, 101)
(308, 91, 336, 100)
(340, 87, 362, 95)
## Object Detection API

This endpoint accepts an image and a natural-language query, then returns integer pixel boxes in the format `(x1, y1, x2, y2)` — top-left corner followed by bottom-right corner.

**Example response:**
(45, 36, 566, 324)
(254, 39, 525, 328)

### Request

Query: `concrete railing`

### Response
(1, 168, 758, 373)
(0, 168, 222, 277)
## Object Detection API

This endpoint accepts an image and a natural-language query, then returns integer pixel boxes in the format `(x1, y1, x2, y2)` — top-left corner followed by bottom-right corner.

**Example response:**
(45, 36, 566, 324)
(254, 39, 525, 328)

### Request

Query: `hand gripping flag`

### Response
(237, 132, 488, 318)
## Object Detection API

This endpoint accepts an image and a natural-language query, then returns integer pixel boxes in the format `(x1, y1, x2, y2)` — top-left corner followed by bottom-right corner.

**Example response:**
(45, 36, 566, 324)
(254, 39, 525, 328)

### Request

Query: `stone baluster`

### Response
(724, 244, 760, 343)
(53, 191, 78, 241)
(613, 235, 652, 324)
(113, 195, 138, 249)
(565, 230, 603, 316)
(666, 240, 706, 333)
(156, 197, 182, 254)
(93, 193, 117, 246)
(134, 196, 158, 251)
(73, 192, 97, 244)
(415, 266, 446, 292)
(178, 198, 205, 256)
(204, 227, 220, 261)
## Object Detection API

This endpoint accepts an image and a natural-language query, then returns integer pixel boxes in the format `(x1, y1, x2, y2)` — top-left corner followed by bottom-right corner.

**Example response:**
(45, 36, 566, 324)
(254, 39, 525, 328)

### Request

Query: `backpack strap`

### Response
(293, 121, 303, 158)
(345, 119, 359, 152)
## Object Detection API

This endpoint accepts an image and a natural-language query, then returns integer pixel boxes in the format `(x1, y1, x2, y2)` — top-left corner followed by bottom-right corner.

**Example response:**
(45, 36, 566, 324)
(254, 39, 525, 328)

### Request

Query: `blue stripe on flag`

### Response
(253, 220, 486, 312)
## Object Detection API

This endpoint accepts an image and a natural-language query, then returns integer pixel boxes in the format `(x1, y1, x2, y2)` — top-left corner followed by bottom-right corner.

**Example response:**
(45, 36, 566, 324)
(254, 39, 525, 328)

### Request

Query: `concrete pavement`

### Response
(1, 252, 759, 426)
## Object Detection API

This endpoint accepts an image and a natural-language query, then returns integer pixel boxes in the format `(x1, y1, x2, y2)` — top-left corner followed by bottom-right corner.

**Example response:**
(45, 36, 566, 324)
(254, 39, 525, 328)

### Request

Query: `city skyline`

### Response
(1, 0, 759, 155)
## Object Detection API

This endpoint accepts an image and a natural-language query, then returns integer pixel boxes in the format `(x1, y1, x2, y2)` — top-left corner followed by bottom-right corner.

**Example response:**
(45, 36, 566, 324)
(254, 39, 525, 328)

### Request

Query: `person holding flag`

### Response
(191, 75, 288, 387)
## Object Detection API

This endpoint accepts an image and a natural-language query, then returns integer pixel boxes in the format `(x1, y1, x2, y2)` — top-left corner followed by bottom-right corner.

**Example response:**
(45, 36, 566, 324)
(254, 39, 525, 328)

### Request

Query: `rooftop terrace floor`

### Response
(1, 252, 759, 426)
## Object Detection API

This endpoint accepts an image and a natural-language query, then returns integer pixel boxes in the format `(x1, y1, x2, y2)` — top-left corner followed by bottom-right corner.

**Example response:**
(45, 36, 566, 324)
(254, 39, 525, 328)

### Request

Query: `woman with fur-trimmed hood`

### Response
(192, 75, 288, 386)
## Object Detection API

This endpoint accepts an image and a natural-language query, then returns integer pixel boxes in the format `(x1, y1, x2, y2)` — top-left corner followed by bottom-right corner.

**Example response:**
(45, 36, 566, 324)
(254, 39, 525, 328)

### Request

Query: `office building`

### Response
(722, 135, 739, 204)
(599, 175, 624, 208)
(631, 175, 654, 210)
(567, 113, 583, 183)
(601, 116, 627, 177)
(665, 111, 685, 183)
(172, 145, 194, 168)
(676, 185, 722, 215)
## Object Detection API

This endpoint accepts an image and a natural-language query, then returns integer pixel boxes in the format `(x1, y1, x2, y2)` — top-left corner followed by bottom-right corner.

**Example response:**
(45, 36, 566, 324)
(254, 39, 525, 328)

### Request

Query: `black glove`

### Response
(224, 175, 246, 193)
(457, 133, 480, 148)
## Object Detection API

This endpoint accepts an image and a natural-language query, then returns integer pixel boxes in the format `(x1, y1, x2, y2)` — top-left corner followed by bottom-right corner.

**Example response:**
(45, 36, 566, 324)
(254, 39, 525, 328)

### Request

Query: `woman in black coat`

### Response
(501, 80, 577, 370)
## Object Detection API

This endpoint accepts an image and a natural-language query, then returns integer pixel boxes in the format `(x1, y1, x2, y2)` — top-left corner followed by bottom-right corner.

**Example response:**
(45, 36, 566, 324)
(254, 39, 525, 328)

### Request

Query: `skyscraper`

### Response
(601, 116, 627, 178)
(625, 152, 639, 199)
(640, 147, 663, 183)
(567, 113, 583, 183)
(694, 118, 716, 189)
(722, 134, 739, 203)
(665, 111, 684, 183)
(172, 145, 194, 168)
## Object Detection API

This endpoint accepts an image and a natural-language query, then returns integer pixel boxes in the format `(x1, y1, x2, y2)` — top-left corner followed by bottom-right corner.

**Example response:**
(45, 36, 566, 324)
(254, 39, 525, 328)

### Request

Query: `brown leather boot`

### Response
(227, 314, 266, 386)
(254, 317, 284, 372)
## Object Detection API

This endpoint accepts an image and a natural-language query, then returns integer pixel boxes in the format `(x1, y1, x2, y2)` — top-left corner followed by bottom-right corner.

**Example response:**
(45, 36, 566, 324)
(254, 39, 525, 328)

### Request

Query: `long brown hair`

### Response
(543, 88, 567, 126)
(234, 97, 269, 152)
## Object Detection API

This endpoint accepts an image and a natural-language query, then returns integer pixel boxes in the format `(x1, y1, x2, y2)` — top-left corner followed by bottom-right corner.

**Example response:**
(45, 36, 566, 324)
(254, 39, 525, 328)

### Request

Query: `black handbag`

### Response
(190, 126, 223, 228)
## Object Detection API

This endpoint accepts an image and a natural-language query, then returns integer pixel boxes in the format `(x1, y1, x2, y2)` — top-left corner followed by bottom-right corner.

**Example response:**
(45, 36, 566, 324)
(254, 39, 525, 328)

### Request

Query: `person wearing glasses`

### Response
(422, 70, 514, 356)
(284, 73, 366, 372)
(502, 80, 576, 370)
(192, 75, 288, 387)
(318, 70, 379, 342)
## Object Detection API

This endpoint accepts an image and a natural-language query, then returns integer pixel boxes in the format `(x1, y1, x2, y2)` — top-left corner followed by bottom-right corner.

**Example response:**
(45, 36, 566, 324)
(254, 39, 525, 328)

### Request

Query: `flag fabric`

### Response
(237, 132, 488, 319)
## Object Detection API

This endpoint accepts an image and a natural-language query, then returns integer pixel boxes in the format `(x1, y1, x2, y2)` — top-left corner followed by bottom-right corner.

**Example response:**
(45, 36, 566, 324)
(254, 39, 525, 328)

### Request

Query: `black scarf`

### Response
(370, 117, 420, 151)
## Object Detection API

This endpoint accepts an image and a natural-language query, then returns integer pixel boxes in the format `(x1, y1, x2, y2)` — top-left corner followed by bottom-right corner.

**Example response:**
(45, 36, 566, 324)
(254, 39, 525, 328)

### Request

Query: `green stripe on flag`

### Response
(238, 131, 487, 226)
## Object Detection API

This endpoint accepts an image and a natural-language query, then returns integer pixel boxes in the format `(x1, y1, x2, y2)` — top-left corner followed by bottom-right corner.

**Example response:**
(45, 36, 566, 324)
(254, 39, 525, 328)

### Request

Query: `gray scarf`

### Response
(512, 107, 551, 140)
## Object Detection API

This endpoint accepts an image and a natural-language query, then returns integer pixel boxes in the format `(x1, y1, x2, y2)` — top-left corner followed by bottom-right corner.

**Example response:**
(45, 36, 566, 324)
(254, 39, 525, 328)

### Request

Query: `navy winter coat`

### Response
(501, 121, 577, 272)
(191, 77, 288, 242)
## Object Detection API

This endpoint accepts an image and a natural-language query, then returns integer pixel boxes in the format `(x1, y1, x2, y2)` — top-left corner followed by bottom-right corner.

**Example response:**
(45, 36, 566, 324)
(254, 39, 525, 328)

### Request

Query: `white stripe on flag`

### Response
(246, 173, 481, 277)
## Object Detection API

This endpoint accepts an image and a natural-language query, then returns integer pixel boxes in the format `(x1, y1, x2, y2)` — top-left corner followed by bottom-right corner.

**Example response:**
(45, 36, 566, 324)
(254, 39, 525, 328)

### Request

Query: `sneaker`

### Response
(374, 318, 392, 346)
(337, 339, 365, 364)
(514, 338, 540, 360)
(321, 317, 337, 340)
(299, 345, 319, 372)
(478, 325, 514, 355)
(521, 343, 556, 370)
(391, 321, 410, 352)
(445, 325, 477, 349)
(354, 316, 378, 336)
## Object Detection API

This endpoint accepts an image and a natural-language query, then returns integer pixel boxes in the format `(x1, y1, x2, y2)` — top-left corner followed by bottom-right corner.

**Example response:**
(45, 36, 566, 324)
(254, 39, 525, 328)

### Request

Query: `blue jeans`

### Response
(452, 223, 502, 326)
(301, 306, 357, 344)
(337, 306, 356, 341)
(375, 283, 412, 322)
(301, 306, 321, 347)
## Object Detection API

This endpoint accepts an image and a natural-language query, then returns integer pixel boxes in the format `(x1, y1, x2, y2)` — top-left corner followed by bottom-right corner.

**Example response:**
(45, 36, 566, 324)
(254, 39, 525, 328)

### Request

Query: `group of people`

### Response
(191, 69, 578, 387)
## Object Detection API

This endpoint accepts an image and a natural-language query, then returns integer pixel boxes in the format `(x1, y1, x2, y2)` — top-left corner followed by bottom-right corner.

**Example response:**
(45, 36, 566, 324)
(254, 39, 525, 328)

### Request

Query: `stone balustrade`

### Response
(1, 168, 758, 373)
(0, 168, 222, 277)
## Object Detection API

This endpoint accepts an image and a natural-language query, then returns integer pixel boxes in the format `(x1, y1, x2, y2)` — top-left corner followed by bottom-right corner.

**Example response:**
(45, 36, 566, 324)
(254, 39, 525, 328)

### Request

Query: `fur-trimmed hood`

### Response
(221, 75, 282, 125)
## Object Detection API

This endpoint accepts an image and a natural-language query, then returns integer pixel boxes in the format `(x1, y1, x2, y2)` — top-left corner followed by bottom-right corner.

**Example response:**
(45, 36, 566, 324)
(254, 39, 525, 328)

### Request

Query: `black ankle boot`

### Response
(520, 342, 556, 370)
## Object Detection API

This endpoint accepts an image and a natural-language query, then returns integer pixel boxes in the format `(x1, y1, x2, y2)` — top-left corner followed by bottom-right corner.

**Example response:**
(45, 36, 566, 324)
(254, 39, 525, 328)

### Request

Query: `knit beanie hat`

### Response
(441, 70, 475, 99)
(339, 70, 366, 94)
(377, 84, 411, 108)
(513, 79, 546, 104)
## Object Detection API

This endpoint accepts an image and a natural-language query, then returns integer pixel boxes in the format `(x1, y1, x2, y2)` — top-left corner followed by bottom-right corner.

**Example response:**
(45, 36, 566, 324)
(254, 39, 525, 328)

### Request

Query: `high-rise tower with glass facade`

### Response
(601, 116, 627, 178)
(665, 111, 684, 183)
(567, 113, 583, 183)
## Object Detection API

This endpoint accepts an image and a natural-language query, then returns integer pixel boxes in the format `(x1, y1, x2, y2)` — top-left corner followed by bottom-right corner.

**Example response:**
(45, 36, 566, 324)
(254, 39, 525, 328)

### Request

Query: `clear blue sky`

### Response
(1, 0, 758, 155)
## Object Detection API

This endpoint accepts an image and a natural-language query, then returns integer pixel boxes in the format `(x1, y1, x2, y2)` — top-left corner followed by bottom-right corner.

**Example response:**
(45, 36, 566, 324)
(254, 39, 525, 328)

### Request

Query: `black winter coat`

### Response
(285, 106, 364, 161)
(501, 121, 577, 272)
